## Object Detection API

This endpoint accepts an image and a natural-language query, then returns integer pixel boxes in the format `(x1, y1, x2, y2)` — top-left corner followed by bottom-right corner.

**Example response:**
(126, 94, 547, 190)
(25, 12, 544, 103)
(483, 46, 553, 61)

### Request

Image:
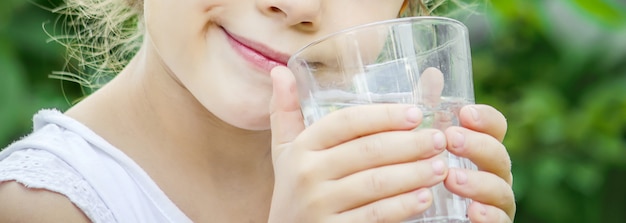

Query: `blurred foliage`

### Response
(1, 0, 625, 222)
(470, 0, 626, 222)
(0, 0, 79, 145)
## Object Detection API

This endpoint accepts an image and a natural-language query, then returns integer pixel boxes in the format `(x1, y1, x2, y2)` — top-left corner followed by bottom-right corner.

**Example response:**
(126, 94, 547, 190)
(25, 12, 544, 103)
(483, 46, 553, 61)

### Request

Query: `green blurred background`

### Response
(1, 0, 625, 222)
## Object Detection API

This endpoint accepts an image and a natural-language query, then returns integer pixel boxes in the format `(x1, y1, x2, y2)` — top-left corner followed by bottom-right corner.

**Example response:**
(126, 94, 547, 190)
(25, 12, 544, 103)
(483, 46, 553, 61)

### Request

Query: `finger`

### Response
(444, 169, 516, 220)
(467, 202, 514, 223)
(320, 129, 446, 179)
(418, 67, 444, 107)
(328, 157, 447, 211)
(330, 188, 433, 223)
(432, 110, 454, 130)
(299, 104, 422, 151)
(445, 126, 512, 185)
(269, 66, 305, 156)
(458, 104, 507, 142)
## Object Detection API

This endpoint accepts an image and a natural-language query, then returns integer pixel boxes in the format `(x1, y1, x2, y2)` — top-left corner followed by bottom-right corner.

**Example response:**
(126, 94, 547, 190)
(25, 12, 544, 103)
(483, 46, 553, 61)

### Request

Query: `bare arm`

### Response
(0, 181, 91, 223)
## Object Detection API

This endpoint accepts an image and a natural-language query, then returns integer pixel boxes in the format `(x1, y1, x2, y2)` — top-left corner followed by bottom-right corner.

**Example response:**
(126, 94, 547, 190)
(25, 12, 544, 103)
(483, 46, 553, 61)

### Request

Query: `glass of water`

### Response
(287, 16, 476, 223)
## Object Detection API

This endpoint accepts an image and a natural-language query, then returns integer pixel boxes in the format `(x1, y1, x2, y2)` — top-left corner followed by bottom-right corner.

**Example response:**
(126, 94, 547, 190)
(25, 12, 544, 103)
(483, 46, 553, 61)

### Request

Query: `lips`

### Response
(222, 27, 289, 73)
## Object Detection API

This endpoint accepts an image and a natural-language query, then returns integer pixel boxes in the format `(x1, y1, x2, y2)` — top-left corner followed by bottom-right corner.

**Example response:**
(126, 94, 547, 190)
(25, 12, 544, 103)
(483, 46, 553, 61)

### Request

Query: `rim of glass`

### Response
(288, 16, 467, 66)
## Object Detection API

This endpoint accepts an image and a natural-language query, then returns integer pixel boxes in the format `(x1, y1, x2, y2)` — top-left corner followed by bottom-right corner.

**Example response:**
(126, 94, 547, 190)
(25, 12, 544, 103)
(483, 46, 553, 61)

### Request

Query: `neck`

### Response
(65, 42, 274, 184)
(65, 38, 274, 222)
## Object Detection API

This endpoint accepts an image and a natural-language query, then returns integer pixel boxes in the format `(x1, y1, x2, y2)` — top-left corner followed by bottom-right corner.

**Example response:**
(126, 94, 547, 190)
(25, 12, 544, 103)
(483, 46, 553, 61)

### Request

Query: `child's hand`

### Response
(268, 66, 447, 222)
(443, 105, 516, 222)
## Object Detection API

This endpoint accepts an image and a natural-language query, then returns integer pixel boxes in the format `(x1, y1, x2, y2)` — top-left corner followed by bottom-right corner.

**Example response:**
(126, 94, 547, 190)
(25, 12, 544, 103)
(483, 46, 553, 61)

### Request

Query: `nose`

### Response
(257, 0, 322, 31)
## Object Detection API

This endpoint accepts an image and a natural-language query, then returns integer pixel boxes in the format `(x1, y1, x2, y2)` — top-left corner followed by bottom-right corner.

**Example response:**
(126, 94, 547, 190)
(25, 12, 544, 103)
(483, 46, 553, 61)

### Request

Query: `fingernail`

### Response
(469, 106, 479, 122)
(455, 170, 468, 185)
(432, 132, 445, 151)
(416, 189, 431, 203)
(452, 131, 465, 149)
(432, 160, 445, 175)
(406, 107, 422, 123)
(476, 202, 488, 216)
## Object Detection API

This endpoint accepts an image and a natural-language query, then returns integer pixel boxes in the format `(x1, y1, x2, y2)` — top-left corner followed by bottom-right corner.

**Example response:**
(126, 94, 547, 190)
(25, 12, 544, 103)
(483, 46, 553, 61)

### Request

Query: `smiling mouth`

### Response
(222, 27, 289, 73)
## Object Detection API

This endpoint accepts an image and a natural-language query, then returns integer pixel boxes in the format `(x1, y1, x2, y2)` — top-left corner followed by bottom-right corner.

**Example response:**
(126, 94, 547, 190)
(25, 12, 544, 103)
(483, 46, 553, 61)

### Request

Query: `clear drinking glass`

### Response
(287, 16, 476, 223)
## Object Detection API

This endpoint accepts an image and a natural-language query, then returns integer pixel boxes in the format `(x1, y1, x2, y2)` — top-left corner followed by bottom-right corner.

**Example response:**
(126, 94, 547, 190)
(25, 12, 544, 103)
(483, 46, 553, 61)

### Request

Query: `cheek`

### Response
(143, 1, 275, 130)
(322, 0, 406, 33)
(143, 0, 212, 76)
(184, 32, 275, 130)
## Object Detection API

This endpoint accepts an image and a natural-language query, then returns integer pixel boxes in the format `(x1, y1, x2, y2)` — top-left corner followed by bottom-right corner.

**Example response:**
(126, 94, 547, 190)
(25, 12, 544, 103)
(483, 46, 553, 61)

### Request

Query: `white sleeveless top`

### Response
(0, 109, 193, 223)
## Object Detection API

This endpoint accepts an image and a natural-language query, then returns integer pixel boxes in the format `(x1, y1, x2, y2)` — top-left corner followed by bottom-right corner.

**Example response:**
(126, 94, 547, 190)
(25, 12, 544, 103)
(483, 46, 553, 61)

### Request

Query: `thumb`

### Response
(269, 66, 305, 158)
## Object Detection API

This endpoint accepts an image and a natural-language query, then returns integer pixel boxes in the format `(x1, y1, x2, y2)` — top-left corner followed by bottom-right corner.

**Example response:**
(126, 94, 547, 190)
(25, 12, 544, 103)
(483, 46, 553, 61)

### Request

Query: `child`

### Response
(0, 0, 515, 222)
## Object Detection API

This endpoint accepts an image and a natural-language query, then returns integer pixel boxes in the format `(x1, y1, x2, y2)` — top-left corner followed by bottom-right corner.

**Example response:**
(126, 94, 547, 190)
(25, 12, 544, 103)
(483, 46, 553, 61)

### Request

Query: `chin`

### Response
(209, 105, 271, 131)
(227, 116, 271, 131)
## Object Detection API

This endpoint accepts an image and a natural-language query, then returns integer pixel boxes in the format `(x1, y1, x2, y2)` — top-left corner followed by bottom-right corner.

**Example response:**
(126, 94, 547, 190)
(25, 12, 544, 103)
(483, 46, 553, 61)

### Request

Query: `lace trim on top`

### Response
(0, 148, 116, 223)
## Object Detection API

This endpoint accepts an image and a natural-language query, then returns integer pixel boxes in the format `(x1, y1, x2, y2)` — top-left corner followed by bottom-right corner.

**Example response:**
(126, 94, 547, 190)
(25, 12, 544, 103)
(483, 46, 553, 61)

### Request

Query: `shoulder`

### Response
(0, 149, 116, 223)
(0, 181, 91, 223)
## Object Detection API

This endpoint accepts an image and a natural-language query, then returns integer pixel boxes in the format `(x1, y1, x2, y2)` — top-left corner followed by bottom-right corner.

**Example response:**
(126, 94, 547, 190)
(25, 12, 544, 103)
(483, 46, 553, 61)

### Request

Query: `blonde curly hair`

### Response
(52, 0, 478, 91)
(50, 0, 143, 91)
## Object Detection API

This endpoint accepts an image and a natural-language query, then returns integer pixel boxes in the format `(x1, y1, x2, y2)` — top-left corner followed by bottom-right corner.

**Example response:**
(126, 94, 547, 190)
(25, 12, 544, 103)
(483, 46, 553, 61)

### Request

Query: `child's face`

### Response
(143, 0, 405, 130)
